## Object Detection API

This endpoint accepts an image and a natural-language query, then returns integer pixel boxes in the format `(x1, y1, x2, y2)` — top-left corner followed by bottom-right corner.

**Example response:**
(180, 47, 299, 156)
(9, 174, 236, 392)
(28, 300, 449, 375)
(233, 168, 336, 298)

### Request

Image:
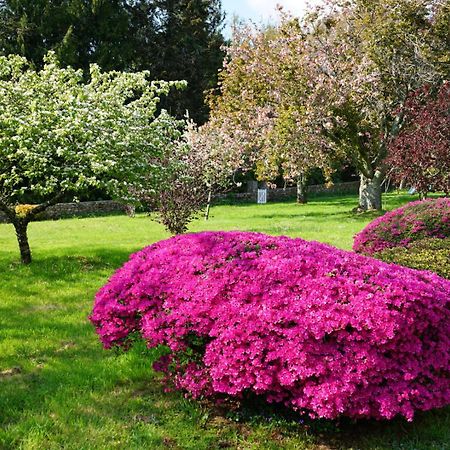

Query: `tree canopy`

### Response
(0, 0, 225, 123)
(0, 52, 185, 263)
(387, 82, 450, 197)
(205, 0, 450, 209)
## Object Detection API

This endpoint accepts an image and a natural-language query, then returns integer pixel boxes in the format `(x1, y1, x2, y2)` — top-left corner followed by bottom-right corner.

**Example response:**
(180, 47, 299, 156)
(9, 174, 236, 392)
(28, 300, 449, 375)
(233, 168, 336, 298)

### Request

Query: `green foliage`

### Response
(376, 238, 450, 279)
(0, 0, 134, 70)
(0, 0, 225, 123)
(135, 0, 225, 123)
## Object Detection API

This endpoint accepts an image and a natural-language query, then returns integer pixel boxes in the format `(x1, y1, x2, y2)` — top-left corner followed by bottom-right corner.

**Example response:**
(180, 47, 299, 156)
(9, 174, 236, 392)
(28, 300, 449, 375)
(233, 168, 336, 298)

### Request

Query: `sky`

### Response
(221, 0, 324, 37)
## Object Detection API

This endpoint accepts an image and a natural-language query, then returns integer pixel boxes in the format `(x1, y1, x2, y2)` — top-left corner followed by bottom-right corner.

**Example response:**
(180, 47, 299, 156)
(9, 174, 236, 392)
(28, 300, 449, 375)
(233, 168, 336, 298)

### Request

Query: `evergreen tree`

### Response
(130, 0, 225, 123)
(0, 0, 225, 123)
(0, 1, 135, 70)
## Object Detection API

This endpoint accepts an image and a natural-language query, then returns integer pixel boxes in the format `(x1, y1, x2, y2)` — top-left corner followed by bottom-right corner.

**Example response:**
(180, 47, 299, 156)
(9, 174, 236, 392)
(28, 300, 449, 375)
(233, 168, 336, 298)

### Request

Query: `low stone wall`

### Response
(0, 200, 127, 224)
(0, 181, 361, 223)
(309, 180, 360, 195)
(217, 181, 360, 202)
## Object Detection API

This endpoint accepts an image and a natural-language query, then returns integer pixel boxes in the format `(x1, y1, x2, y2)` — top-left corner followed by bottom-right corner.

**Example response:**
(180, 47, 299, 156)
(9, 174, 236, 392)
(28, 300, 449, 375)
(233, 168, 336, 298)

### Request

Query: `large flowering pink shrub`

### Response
(90, 231, 450, 421)
(353, 198, 450, 256)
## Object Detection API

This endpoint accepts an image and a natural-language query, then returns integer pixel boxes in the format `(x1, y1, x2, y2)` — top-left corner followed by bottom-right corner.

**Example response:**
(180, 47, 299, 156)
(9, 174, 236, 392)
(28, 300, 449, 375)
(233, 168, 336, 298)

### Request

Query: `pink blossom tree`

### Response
(136, 117, 244, 234)
(205, 21, 335, 203)
(205, 0, 450, 209)
(299, 0, 449, 210)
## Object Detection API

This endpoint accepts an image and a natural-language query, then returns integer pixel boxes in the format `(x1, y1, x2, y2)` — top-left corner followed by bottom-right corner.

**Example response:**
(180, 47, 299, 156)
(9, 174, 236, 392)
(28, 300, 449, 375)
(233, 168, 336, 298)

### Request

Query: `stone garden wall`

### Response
(0, 200, 127, 223)
(0, 181, 360, 223)
(217, 180, 360, 202)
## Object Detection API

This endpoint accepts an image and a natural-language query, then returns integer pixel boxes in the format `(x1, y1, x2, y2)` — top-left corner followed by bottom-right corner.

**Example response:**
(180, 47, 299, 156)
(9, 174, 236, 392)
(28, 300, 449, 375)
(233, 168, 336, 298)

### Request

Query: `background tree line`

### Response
(0, 0, 225, 124)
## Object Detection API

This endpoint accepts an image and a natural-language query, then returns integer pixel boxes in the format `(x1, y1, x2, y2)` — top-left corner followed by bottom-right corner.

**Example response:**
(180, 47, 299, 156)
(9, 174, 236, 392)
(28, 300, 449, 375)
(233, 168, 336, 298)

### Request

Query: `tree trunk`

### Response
(13, 220, 32, 264)
(205, 189, 212, 221)
(296, 175, 308, 204)
(1, 194, 63, 264)
(359, 172, 383, 211)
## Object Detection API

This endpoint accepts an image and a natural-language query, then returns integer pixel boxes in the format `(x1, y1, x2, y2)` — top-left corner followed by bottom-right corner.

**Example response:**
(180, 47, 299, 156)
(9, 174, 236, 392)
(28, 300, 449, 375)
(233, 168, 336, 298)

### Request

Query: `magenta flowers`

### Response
(353, 198, 450, 256)
(90, 231, 450, 421)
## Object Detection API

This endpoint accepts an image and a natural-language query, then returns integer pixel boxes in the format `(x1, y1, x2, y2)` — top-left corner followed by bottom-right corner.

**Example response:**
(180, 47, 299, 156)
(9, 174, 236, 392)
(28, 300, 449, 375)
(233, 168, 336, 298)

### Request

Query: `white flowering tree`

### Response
(0, 52, 185, 263)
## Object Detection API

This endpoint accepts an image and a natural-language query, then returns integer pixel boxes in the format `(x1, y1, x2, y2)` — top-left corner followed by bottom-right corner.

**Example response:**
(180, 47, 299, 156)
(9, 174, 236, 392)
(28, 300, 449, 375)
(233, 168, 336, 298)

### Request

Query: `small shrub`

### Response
(376, 238, 450, 279)
(90, 232, 450, 421)
(353, 198, 450, 255)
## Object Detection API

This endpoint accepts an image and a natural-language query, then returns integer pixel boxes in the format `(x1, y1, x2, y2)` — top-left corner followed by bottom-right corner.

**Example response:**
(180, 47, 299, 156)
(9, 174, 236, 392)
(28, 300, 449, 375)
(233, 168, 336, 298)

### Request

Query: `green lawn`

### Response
(0, 192, 448, 450)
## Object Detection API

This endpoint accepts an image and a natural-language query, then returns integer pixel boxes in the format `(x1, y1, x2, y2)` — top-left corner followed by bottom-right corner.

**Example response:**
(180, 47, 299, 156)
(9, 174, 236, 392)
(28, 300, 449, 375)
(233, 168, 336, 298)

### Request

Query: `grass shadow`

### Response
(206, 394, 450, 450)
(0, 248, 131, 281)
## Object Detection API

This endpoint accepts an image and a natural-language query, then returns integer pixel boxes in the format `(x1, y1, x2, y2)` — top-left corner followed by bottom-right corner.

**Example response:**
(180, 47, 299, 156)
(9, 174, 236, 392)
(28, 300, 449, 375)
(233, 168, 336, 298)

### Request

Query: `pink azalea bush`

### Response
(90, 231, 450, 421)
(353, 198, 450, 256)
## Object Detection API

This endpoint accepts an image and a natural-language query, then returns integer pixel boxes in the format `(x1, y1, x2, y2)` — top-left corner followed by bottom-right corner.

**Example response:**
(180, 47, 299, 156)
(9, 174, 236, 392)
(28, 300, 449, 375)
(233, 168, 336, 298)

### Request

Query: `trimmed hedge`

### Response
(376, 238, 450, 279)
(90, 232, 450, 421)
(353, 198, 450, 256)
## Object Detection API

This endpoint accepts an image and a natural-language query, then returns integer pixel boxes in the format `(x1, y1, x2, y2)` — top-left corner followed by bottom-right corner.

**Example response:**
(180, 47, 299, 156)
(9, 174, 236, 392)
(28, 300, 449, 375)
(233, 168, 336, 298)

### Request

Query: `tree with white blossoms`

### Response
(0, 52, 185, 264)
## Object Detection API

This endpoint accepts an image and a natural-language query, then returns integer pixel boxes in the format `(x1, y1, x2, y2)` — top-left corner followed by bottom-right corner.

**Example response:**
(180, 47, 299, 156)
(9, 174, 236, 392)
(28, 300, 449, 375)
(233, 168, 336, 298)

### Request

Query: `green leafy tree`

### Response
(0, 0, 135, 71)
(0, 52, 185, 264)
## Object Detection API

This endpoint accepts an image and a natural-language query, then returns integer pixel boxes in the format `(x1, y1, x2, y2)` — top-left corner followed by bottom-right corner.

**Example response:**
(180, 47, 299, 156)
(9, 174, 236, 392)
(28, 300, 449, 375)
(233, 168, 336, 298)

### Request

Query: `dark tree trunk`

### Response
(13, 219, 32, 264)
(296, 174, 308, 204)
(1, 194, 63, 264)
(359, 172, 383, 211)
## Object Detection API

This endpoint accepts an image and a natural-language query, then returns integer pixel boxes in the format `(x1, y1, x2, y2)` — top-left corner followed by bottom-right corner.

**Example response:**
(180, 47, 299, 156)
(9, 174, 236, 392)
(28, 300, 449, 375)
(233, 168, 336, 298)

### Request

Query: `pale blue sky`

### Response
(221, 0, 324, 37)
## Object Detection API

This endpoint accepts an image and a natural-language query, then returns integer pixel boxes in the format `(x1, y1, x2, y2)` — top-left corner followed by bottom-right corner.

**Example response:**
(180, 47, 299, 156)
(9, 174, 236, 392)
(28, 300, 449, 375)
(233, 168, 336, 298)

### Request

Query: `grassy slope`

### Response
(0, 193, 448, 450)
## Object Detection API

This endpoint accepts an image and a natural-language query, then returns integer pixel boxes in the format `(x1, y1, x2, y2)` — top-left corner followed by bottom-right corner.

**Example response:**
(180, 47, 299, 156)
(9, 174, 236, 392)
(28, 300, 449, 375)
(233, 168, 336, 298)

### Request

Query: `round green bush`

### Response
(376, 238, 450, 279)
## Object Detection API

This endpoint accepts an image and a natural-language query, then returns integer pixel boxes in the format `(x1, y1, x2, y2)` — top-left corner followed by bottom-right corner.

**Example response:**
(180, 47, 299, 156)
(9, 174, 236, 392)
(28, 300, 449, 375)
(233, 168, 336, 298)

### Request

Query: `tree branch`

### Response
(24, 193, 65, 223)
(0, 197, 16, 222)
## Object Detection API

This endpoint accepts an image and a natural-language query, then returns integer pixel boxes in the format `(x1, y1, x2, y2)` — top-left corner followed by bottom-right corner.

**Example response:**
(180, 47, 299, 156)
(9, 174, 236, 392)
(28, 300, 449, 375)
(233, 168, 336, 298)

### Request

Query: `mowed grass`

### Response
(0, 192, 448, 450)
